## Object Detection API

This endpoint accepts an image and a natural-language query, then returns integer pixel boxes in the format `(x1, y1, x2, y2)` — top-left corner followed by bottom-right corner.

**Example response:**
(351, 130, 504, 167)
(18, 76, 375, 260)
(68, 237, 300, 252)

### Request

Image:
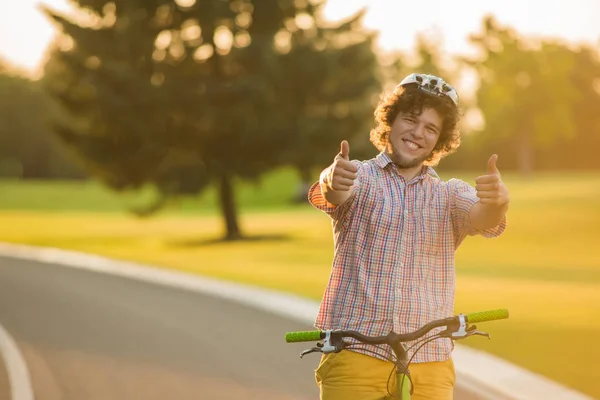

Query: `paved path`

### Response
(0, 255, 480, 399)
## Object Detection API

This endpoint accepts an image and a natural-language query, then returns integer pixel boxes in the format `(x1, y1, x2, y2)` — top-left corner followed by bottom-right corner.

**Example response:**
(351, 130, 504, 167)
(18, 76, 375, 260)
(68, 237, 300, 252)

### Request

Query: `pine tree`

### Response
(42, 0, 380, 239)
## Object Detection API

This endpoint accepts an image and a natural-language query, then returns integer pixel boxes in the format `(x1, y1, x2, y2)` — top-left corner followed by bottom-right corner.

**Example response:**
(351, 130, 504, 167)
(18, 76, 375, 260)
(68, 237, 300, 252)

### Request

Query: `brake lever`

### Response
(299, 330, 347, 358)
(441, 323, 491, 340)
(465, 325, 491, 340)
(300, 346, 323, 358)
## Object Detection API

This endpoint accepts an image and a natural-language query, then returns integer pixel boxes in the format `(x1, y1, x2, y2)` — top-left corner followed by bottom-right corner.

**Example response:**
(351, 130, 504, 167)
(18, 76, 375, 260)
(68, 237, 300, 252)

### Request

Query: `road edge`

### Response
(0, 242, 593, 400)
(0, 320, 34, 400)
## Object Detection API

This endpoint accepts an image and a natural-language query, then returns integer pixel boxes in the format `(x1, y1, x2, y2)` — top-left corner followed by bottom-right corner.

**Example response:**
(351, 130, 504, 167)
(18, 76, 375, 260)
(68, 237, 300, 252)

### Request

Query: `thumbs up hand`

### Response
(475, 154, 510, 206)
(337, 140, 350, 161)
(326, 140, 359, 191)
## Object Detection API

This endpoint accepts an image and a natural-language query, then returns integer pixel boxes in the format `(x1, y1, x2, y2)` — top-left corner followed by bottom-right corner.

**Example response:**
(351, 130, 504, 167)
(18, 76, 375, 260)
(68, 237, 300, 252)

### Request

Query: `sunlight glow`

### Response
(234, 32, 252, 48)
(295, 13, 314, 30)
(181, 19, 202, 42)
(174, 0, 196, 8)
(214, 26, 234, 55)
(0, 0, 598, 77)
(155, 30, 173, 50)
(193, 44, 214, 62)
(235, 12, 252, 30)
(274, 30, 292, 54)
(322, 0, 600, 56)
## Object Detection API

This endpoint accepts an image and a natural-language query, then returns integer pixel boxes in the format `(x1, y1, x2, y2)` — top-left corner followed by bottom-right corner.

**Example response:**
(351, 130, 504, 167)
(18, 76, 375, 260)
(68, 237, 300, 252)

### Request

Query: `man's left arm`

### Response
(469, 154, 510, 230)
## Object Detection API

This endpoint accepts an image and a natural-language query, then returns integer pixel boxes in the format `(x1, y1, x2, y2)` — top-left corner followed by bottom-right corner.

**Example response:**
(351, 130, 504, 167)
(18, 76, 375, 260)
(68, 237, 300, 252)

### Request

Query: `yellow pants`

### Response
(315, 350, 455, 400)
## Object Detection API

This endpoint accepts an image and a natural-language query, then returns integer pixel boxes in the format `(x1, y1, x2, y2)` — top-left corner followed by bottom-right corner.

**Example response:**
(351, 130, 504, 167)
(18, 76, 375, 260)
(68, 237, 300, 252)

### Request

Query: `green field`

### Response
(1, 170, 599, 398)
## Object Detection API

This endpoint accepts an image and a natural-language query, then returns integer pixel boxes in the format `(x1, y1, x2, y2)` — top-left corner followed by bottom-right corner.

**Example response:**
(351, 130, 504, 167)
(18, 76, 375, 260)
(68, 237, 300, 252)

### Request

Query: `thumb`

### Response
(487, 154, 499, 175)
(340, 140, 350, 160)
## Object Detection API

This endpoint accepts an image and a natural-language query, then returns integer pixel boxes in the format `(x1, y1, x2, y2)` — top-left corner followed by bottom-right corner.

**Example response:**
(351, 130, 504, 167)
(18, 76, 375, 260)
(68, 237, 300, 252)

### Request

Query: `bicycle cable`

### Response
(394, 334, 448, 398)
(344, 343, 395, 362)
(384, 331, 441, 396)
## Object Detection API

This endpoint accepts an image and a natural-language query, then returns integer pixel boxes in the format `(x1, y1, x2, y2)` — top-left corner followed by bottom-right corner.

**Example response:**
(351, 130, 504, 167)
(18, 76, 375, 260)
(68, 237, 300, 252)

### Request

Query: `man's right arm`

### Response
(319, 140, 358, 206)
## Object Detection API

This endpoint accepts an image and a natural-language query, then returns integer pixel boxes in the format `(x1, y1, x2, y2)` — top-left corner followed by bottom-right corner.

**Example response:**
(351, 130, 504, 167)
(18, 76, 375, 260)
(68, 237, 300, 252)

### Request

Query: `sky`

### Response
(0, 0, 599, 77)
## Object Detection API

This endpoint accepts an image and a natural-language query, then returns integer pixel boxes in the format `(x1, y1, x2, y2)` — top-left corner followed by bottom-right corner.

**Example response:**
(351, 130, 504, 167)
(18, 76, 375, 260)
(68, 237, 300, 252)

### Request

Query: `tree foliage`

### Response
(42, 0, 380, 239)
(275, 8, 381, 184)
(0, 62, 84, 179)
(465, 16, 581, 173)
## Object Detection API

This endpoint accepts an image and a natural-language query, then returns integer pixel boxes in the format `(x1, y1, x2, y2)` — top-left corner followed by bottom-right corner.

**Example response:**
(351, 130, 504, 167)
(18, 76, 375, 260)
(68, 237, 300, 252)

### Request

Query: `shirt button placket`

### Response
(393, 181, 407, 333)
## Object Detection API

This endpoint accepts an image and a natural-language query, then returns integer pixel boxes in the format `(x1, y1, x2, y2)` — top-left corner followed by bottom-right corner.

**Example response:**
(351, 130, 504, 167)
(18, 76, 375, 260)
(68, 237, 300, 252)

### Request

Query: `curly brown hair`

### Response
(369, 85, 462, 166)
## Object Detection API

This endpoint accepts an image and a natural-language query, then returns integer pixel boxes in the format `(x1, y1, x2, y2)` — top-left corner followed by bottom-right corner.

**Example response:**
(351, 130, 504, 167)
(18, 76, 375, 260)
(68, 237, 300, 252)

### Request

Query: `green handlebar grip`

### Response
(466, 309, 509, 323)
(285, 330, 324, 343)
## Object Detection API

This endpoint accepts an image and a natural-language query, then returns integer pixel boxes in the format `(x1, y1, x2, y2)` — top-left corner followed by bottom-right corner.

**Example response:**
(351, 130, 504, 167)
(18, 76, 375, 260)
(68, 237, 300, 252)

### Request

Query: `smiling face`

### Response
(386, 107, 443, 169)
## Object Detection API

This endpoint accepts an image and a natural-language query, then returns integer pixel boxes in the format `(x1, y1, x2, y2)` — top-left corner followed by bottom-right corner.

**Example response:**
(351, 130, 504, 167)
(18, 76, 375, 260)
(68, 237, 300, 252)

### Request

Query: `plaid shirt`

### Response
(309, 152, 506, 363)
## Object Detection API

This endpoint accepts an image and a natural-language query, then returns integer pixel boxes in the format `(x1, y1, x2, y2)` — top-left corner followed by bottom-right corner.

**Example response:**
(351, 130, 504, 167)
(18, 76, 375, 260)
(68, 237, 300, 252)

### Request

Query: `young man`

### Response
(308, 73, 509, 400)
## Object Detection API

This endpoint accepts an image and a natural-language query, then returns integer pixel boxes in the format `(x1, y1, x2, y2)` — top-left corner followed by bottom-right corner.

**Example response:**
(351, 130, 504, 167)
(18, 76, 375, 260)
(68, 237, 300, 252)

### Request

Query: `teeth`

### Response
(405, 140, 419, 150)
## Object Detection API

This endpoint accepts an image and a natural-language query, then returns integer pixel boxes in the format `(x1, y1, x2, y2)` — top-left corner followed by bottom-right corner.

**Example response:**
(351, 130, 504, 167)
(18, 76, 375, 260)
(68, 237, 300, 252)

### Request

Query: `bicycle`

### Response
(285, 308, 509, 399)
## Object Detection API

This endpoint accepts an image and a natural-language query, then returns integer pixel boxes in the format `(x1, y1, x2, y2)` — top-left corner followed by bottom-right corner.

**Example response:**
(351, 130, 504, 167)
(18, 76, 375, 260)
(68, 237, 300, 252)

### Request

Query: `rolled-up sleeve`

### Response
(308, 182, 338, 213)
(450, 178, 506, 245)
(308, 161, 362, 221)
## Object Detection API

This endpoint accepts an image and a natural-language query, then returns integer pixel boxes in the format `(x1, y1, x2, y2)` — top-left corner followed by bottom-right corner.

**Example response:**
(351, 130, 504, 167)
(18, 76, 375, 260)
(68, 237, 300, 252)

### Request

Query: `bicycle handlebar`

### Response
(465, 308, 508, 323)
(285, 308, 509, 344)
(285, 330, 324, 343)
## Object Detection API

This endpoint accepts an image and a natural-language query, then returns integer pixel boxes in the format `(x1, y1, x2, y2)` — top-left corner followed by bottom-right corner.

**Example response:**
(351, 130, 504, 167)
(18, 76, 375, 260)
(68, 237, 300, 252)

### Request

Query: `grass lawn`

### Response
(0, 170, 599, 397)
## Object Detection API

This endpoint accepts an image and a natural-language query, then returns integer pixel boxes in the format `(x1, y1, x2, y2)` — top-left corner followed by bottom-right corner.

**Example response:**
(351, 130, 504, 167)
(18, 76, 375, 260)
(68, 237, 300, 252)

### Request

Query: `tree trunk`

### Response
(517, 131, 535, 176)
(218, 172, 242, 240)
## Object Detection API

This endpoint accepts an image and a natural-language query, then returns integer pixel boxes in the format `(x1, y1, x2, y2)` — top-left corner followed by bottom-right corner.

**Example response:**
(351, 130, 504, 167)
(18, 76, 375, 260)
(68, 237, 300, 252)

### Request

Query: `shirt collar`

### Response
(375, 152, 439, 181)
